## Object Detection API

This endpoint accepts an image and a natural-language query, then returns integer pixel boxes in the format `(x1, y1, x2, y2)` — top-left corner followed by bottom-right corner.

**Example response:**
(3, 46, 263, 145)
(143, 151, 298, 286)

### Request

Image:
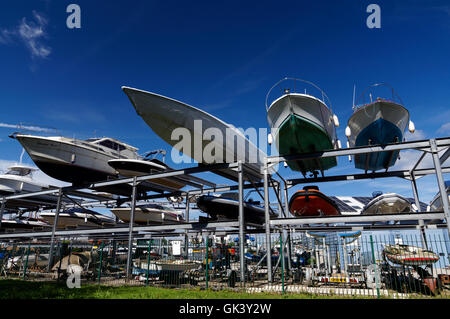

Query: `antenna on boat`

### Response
(352, 84, 356, 110)
(19, 148, 25, 164)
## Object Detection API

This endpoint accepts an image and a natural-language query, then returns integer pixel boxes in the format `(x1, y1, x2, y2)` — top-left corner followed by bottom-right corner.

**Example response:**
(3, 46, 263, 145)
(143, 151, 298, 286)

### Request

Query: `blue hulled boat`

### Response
(345, 84, 415, 172)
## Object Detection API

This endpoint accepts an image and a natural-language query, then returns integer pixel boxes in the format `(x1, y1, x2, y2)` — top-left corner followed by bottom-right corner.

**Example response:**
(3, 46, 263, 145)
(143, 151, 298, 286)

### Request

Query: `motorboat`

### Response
(345, 83, 414, 172)
(40, 208, 117, 228)
(140, 259, 202, 272)
(10, 133, 140, 185)
(429, 180, 450, 212)
(110, 202, 184, 225)
(196, 192, 277, 224)
(0, 164, 49, 195)
(108, 150, 215, 191)
(0, 163, 64, 209)
(1, 215, 50, 230)
(288, 186, 341, 217)
(266, 78, 340, 177)
(122, 86, 266, 181)
(383, 244, 440, 266)
(6, 253, 50, 270)
(361, 191, 412, 215)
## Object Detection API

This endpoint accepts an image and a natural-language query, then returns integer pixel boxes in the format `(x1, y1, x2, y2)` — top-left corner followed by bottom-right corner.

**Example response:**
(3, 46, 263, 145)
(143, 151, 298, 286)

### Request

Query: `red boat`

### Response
(288, 186, 341, 217)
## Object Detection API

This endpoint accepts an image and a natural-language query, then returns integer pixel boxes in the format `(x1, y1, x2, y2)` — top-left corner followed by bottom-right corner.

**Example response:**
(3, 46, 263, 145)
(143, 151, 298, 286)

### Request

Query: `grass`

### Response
(0, 279, 376, 299)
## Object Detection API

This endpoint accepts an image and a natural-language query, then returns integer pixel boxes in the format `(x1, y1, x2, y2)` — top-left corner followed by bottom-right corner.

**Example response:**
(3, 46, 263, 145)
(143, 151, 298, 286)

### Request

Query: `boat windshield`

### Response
(265, 77, 332, 112)
(353, 83, 403, 111)
(5, 166, 34, 176)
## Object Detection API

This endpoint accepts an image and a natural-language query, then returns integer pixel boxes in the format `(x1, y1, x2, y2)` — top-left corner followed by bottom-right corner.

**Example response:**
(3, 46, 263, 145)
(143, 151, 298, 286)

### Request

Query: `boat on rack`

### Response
(383, 244, 440, 266)
(266, 78, 340, 177)
(429, 181, 450, 212)
(1, 216, 50, 230)
(10, 133, 141, 185)
(0, 164, 48, 195)
(122, 86, 266, 181)
(361, 191, 412, 215)
(345, 83, 415, 172)
(0, 163, 65, 208)
(40, 208, 117, 229)
(196, 192, 277, 224)
(288, 186, 341, 217)
(108, 150, 216, 191)
(110, 202, 184, 225)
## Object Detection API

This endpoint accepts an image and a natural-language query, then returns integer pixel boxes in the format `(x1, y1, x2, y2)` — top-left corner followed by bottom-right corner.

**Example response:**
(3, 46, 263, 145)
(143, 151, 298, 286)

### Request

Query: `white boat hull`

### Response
(361, 193, 412, 215)
(140, 260, 202, 272)
(14, 135, 132, 184)
(267, 93, 337, 144)
(40, 213, 116, 228)
(122, 87, 265, 178)
(110, 207, 184, 225)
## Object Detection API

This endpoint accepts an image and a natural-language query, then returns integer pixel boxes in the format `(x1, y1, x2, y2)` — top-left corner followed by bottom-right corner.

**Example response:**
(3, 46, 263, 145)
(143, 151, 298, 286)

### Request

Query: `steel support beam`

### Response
(47, 188, 63, 272)
(268, 138, 450, 165)
(0, 197, 5, 229)
(430, 139, 450, 236)
(238, 161, 246, 285)
(184, 192, 190, 258)
(126, 177, 138, 279)
(263, 158, 273, 283)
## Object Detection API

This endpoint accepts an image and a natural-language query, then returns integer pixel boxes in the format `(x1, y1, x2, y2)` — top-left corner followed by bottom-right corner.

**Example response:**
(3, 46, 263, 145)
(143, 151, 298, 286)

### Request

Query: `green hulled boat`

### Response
(266, 78, 340, 177)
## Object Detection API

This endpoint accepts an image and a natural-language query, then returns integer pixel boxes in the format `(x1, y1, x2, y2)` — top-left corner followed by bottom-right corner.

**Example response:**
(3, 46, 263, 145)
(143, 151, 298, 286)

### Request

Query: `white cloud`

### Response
(0, 123, 56, 133)
(404, 129, 426, 141)
(437, 122, 450, 135)
(0, 10, 51, 59)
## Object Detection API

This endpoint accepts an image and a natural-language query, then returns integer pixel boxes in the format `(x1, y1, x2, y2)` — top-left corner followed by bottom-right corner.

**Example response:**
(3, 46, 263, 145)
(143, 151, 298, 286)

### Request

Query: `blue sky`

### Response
(0, 0, 449, 216)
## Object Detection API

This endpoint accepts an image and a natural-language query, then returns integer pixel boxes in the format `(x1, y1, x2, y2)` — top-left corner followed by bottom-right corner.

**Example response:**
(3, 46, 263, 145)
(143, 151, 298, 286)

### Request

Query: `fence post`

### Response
(146, 238, 152, 286)
(22, 242, 31, 279)
(370, 235, 380, 298)
(97, 241, 104, 284)
(280, 232, 285, 294)
(205, 235, 209, 289)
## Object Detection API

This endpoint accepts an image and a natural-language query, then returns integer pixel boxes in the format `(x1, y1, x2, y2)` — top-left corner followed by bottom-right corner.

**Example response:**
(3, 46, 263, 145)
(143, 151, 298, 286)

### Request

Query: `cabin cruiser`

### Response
(345, 84, 415, 172)
(110, 202, 184, 225)
(10, 133, 140, 185)
(266, 78, 340, 177)
(0, 164, 50, 195)
(40, 208, 117, 229)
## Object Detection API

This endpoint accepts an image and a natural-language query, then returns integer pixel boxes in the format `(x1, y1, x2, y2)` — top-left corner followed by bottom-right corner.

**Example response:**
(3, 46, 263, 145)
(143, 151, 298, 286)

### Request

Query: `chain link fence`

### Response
(1, 229, 449, 298)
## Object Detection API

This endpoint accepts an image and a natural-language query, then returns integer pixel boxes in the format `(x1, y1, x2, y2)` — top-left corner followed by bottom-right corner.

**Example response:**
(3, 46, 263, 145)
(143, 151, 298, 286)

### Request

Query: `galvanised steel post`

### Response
(126, 176, 138, 279)
(238, 161, 246, 285)
(22, 242, 31, 279)
(185, 193, 190, 259)
(430, 139, 450, 237)
(0, 197, 5, 228)
(47, 188, 63, 272)
(410, 172, 428, 249)
(97, 241, 104, 283)
(263, 158, 273, 283)
(279, 232, 285, 294)
(146, 238, 152, 285)
(205, 234, 209, 289)
(283, 182, 292, 272)
(369, 235, 380, 299)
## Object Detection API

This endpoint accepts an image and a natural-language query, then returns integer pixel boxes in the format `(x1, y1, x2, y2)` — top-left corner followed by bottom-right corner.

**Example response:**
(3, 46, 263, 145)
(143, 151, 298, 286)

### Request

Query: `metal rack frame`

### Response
(0, 137, 449, 285)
